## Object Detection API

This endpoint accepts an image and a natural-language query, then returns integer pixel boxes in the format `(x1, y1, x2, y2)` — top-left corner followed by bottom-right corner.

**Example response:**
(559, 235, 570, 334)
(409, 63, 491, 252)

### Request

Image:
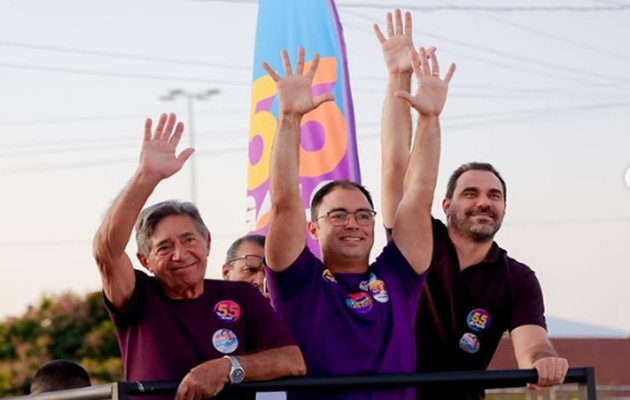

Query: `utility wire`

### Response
(343, 10, 630, 88)
(0, 62, 250, 86)
(0, 41, 250, 71)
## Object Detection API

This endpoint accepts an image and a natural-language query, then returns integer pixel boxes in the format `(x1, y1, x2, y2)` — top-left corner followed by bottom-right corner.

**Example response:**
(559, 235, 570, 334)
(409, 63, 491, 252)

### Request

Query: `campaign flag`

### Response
(246, 0, 360, 257)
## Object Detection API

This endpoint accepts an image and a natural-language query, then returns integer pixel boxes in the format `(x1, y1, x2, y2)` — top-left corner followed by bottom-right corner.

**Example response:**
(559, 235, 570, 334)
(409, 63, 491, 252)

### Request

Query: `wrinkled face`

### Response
(138, 214, 210, 294)
(443, 170, 506, 243)
(309, 187, 375, 263)
(223, 241, 266, 296)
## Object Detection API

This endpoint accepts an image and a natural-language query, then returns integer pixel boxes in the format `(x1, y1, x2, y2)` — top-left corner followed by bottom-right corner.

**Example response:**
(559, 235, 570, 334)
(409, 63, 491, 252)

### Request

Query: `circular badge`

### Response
(369, 279, 389, 303)
(214, 300, 241, 323)
(466, 308, 491, 332)
(459, 332, 480, 354)
(345, 292, 373, 313)
(212, 329, 239, 354)
(322, 269, 337, 284)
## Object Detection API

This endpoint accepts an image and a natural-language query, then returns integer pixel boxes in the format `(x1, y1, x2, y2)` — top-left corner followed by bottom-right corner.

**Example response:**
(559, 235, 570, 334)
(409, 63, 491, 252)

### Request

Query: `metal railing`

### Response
(5, 367, 597, 400)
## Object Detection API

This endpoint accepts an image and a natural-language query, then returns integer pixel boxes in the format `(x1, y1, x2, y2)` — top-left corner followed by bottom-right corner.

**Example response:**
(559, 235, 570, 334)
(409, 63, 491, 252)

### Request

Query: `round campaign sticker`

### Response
(346, 292, 373, 313)
(459, 332, 480, 354)
(322, 269, 337, 284)
(369, 278, 389, 303)
(212, 329, 239, 354)
(213, 300, 241, 323)
(467, 308, 491, 332)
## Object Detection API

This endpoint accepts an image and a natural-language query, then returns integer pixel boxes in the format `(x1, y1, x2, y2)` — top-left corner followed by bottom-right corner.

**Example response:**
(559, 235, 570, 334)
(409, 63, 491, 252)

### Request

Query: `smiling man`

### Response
(261, 45, 454, 400)
(92, 113, 305, 400)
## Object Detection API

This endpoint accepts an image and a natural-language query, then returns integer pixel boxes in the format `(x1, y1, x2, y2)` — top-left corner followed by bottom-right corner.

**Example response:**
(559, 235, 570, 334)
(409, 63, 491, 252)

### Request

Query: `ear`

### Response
(222, 264, 231, 280)
(137, 253, 151, 272)
(307, 221, 319, 241)
(205, 232, 212, 256)
(442, 198, 451, 216)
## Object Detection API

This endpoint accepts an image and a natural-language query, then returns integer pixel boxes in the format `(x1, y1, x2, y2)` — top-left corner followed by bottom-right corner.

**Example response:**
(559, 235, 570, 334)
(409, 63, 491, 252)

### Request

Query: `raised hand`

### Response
(262, 47, 335, 118)
(373, 9, 416, 75)
(139, 113, 194, 180)
(394, 47, 456, 116)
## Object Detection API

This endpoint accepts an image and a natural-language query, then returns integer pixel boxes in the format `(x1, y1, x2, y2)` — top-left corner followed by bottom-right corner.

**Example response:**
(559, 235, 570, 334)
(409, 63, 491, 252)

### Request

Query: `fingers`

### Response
(306, 52, 320, 79)
(394, 9, 403, 35)
(143, 118, 152, 142)
(394, 89, 414, 105)
(154, 113, 168, 139)
(168, 121, 185, 146)
(263, 48, 317, 80)
(296, 46, 305, 75)
(313, 93, 335, 108)
(386, 12, 394, 37)
(418, 47, 430, 76)
(373, 23, 386, 44)
(534, 357, 569, 387)
(428, 48, 440, 77)
(281, 49, 293, 76)
(261, 61, 281, 82)
(444, 63, 457, 83)
(404, 11, 412, 37)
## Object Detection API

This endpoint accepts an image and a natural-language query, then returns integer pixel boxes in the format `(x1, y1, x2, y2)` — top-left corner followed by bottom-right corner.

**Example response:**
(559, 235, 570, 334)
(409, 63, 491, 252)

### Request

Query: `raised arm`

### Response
(511, 325, 569, 388)
(374, 9, 415, 230)
(262, 48, 334, 271)
(92, 113, 193, 310)
(391, 47, 456, 274)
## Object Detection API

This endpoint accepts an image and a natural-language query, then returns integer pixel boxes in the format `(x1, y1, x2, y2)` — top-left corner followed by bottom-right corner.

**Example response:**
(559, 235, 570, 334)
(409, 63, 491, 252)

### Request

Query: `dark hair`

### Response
(225, 234, 266, 263)
(135, 200, 210, 257)
(310, 180, 374, 220)
(445, 162, 507, 201)
(30, 360, 91, 394)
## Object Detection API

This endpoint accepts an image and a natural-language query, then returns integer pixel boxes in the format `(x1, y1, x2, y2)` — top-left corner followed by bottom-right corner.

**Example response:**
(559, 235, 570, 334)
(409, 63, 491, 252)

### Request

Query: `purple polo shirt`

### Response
(267, 241, 426, 400)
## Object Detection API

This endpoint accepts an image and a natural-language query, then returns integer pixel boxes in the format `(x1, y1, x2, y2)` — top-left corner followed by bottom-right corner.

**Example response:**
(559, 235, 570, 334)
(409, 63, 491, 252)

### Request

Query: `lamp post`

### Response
(160, 88, 221, 204)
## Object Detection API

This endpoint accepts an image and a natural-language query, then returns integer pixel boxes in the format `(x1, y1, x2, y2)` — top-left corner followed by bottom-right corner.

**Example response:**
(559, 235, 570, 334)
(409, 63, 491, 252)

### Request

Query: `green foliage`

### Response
(0, 291, 122, 396)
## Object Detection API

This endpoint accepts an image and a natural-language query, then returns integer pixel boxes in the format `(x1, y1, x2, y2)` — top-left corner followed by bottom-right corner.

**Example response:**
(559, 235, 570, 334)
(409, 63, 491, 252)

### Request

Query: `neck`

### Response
(162, 282, 204, 300)
(322, 256, 369, 274)
(447, 227, 494, 270)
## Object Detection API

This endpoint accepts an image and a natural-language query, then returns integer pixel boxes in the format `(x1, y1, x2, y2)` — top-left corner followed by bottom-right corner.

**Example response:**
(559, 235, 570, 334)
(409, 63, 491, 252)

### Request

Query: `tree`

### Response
(0, 291, 122, 396)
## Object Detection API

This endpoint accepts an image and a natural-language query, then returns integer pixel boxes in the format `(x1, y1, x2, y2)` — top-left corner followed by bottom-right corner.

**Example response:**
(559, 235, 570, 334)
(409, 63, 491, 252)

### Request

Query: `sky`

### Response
(1, 0, 629, 335)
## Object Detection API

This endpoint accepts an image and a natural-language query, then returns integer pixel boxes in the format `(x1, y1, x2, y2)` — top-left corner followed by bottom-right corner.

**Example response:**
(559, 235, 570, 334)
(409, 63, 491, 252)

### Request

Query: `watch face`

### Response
(230, 367, 245, 384)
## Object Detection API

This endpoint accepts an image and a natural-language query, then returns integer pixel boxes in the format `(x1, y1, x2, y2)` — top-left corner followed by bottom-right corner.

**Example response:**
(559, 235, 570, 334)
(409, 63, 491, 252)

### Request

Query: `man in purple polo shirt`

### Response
(93, 113, 306, 400)
(376, 9, 568, 399)
(260, 45, 455, 400)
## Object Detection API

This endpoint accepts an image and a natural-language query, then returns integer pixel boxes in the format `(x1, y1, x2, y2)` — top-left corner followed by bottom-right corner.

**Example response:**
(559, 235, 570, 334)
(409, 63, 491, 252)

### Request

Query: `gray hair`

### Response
(225, 234, 266, 264)
(135, 200, 210, 257)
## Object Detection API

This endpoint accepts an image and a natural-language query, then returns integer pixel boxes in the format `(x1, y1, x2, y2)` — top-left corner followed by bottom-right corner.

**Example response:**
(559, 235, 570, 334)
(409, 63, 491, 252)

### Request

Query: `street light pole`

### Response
(160, 89, 220, 204)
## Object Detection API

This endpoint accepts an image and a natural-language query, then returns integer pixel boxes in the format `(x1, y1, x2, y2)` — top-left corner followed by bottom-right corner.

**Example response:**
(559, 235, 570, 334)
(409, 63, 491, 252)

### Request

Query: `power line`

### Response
(342, 10, 630, 88)
(197, 0, 630, 11)
(0, 62, 250, 86)
(0, 41, 250, 71)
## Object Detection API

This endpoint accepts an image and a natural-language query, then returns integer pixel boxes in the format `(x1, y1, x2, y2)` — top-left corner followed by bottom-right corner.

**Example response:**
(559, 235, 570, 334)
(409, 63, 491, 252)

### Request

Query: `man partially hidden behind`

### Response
(223, 234, 267, 299)
(92, 113, 305, 400)
(30, 359, 91, 394)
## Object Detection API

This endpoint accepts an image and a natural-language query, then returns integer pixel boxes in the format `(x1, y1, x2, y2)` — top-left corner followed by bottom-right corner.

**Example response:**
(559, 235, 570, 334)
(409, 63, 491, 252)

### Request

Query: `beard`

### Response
(449, 206, 504, 243)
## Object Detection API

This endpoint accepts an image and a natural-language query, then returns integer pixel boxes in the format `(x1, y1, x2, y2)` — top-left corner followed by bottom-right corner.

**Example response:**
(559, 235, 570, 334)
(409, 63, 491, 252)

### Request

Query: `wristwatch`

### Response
(224, 355, 245, 384)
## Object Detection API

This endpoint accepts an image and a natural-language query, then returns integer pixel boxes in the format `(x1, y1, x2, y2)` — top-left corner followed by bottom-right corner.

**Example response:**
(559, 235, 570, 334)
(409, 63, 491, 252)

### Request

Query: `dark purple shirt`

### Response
(267, 241, 426, 400)
(415, 219, 546, 400)
(105, 270, 296, 400)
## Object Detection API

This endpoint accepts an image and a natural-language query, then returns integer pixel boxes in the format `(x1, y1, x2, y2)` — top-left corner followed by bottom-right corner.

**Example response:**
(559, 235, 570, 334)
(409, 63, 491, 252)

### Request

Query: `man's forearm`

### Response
(239, 345, 307, 381)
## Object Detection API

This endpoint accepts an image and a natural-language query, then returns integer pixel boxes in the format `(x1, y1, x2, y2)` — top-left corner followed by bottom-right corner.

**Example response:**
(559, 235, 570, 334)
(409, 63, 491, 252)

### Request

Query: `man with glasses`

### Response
(223, 234, 268, 298)
(261, 45, 454, 400)
(92, 113, 306, 400)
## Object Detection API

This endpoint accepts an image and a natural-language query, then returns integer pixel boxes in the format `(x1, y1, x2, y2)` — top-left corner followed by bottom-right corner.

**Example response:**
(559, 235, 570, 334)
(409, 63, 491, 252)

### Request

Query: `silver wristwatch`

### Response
(224, 355, 245, 384)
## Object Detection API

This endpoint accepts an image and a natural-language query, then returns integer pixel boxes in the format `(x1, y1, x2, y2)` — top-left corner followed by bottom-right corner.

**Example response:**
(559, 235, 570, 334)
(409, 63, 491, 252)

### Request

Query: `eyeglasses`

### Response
(314, 210, 377, 227)
(227, 254, 265, 269)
